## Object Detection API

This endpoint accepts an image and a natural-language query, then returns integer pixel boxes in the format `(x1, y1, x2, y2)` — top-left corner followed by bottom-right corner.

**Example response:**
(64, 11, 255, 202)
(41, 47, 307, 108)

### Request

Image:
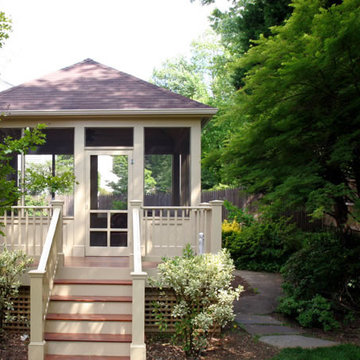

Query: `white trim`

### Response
(4, 108, 217, 116)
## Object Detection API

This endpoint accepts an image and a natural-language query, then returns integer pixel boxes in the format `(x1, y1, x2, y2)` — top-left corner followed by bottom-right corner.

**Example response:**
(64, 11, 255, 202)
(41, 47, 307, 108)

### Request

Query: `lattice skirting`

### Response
(4, 286, 176, 333)
(4, 286, 30, 331)
(145, 287, 177, 333)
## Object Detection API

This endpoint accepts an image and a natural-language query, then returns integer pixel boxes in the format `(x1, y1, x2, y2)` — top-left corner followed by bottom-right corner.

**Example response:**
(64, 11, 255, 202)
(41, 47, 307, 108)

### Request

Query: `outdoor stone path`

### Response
(234, 270, 339, 349)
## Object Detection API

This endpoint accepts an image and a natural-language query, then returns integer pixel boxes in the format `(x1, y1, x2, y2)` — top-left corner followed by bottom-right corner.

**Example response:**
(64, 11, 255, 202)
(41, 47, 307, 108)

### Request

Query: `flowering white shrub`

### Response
(151, 244, 242, 358)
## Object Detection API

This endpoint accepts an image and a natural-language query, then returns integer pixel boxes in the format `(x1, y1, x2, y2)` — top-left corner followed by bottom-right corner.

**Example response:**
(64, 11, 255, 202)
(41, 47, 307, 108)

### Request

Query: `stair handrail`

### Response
(28, 200, 64, 360)
(130, 200, 147, 360)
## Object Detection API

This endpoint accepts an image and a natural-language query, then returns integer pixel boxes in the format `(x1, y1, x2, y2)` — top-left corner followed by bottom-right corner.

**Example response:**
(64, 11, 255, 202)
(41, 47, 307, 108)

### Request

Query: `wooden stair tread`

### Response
(46, 313, 132, 321)
(54, 279, 132, 285)
(50, 295, 132, 302)
(45, 356, 130, 360)
(45, 332, 132, 342)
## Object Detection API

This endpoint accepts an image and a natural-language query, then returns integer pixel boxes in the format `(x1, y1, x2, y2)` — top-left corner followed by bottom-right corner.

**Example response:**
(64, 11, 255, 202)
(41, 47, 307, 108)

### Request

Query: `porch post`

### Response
(209, 200, 223, 254)
(51, 200, 64, 267)
(130, 272, 147, 360)
(28, 271, 45, 360)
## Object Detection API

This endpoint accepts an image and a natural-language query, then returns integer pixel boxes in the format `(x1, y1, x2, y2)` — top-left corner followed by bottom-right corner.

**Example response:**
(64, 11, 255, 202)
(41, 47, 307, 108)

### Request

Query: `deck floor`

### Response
(64, 256, 158, 269)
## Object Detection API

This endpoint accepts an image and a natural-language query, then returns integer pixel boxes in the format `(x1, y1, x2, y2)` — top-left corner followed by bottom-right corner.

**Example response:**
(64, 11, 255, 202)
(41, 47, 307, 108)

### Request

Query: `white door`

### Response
(85, 151, 133, 256)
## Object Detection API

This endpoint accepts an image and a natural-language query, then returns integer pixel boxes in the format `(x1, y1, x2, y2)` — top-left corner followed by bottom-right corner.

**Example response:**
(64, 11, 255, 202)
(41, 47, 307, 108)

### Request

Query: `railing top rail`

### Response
(35, 207, 61, 272)
(89, 210, 128, 213)
(141, 206, 211, 210)
(10, 206, 52, 209)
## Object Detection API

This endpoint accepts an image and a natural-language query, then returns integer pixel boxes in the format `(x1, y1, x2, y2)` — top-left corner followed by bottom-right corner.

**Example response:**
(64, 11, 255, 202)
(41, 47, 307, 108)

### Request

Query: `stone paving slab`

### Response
(244, 324, 303, 336)
(235, 314, 282, 325)
(259, 335, 339, 349)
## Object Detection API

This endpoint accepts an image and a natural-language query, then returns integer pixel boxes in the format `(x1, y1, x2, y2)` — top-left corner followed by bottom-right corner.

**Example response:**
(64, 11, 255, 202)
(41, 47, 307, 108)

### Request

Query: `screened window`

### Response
(144, 128, 190, 206)
(0, 128, 22, 185)
(24, 128, 75, 216)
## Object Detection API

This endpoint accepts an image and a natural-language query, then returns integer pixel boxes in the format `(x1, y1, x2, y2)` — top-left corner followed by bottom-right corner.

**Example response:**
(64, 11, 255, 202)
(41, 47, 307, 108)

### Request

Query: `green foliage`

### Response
(277, 294, 339, 331)
(0, 11, 11, 48)
(224, 215, 300, 272)
(108, 155, 128, 196)
(223, 199, 254, 226)
(25, 159, 76, 196)
(0, 125, 46, 211)
(151, 245, 242, 358)
(278, 231, 360, 330)
(151, 31, 236, 189)
(145, 155, 172, 194)
(210, 0, 292, 88)
(111, 200, 127, 210)
(151, 30, 234, 106)
(219, 0, 360, 230)
(270, 344, 360, 360)
(0, 249, 32, 335)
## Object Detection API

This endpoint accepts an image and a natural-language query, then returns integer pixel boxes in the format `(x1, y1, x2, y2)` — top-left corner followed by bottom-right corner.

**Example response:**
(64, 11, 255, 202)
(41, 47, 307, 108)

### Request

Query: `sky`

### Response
(0, 0, 229, 88)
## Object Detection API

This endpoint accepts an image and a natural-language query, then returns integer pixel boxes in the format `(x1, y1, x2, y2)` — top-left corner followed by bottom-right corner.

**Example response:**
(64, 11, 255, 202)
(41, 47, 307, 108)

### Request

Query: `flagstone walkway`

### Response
(234, 270, 339, 349)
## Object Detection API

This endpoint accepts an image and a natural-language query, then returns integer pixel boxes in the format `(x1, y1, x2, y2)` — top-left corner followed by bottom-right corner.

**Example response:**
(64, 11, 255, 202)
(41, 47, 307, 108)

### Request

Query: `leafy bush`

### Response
(0, 249, 32, 335)
(223, 200, 254, 227)
(277, 294, 339, 331)
(151, 245, 242, 359)
(278, 231, 360, 330)
(223, 203, 301, 272)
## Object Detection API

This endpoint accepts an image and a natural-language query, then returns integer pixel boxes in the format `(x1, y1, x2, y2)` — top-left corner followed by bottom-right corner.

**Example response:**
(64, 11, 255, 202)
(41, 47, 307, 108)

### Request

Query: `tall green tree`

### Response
(151, 31, 233, 106)
(220, 0, 360, 230)
(152, 32, 235, 188)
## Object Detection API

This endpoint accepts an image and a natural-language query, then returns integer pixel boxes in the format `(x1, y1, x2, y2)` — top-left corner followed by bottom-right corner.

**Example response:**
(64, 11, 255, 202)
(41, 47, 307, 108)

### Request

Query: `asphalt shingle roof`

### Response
(0, 59, 212, 112)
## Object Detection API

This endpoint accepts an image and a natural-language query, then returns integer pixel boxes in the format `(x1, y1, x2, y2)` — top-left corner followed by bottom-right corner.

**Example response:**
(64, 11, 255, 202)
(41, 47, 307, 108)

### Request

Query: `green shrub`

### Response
(0, 249, 33, 335)
(278, 231, 360, 330)
(151, 245, 242, 359)
(277, 294, 339, 331)
(223, 215, 301, 272)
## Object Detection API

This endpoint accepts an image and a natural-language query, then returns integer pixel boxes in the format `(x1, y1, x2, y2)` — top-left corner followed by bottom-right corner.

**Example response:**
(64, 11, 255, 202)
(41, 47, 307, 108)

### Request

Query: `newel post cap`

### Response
(130, 200, 142, 207)
(209, 200, 224, 206)
(50, 200, 64, 208)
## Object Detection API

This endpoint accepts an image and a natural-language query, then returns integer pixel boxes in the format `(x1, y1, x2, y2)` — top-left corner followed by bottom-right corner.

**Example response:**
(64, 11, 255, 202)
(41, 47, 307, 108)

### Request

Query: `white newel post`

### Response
(129, 200, 147, 360)
(130, 272, 147, 360)
(28, 271, 45, 360)
(209, 200, 224, 254)
(51, 200, 64, 267)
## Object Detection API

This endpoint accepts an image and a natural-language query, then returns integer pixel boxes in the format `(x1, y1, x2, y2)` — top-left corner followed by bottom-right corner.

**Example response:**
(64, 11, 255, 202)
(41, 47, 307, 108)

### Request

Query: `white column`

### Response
(133, 125, 144, 201)
(190, 122, 201, 206)
(73, 125, 86, 256)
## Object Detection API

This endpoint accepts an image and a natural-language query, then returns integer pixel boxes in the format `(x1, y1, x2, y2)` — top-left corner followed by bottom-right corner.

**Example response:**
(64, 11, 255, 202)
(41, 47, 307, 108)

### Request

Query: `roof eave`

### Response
(2, 108, 218, 117)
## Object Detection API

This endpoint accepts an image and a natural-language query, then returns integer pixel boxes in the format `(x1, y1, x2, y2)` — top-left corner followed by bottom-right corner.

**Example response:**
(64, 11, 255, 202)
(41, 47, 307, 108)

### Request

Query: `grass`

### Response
(270, 344, 360, 360)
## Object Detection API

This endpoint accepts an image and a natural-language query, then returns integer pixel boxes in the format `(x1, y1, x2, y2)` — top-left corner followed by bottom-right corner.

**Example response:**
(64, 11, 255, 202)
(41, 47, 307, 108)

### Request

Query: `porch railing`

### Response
(0, 206, 52, 257)
(28, 201, 64, 360)
(140, 200, 223, 258)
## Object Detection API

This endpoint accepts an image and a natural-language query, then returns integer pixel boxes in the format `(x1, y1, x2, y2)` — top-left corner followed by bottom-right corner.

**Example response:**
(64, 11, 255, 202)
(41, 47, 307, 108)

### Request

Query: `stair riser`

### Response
(45, 321, 132, 334)
(49, 302, 132, 315)
(52, 285, 132, 297)
(57, 268, 132, 280)
(46, 341, 130, 356)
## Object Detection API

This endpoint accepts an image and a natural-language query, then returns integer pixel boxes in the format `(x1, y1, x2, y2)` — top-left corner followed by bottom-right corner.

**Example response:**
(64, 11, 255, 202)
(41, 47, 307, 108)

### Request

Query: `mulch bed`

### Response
(147, 329, 280, 360)
(0, 331, 29, 360)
